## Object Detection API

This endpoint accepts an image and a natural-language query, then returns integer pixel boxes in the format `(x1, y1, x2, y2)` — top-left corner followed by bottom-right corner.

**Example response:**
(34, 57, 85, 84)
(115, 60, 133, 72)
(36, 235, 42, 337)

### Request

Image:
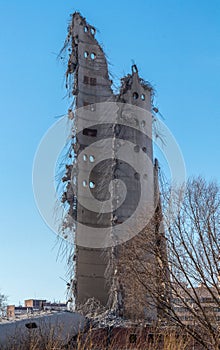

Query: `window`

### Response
(84, 51, 89, 58)
(89, 155, 95, 163)
(141, 120, 146, 127)
(83, 128, 97, 137)
(90, 77, 97, 86)
(133, 92, 139, 100)
(89, 181, 95, 189)
(83, 76, 96, 86)
(90, 27, 96, 35)
(84, 26, 88, 33)
(82, 180, 87, 187)
(91, 52, 96, 60)
(142, 146, 147, 153)
(141, 94, 145, 101)
(83, 76, 89, 84)
(83, 154, 87, 161)
(132, 64, 138, 73)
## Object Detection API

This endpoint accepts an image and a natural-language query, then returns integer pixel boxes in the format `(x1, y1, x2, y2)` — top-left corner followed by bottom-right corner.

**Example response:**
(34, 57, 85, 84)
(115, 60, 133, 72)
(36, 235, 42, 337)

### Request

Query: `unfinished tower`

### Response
(61, 12, 168, 321)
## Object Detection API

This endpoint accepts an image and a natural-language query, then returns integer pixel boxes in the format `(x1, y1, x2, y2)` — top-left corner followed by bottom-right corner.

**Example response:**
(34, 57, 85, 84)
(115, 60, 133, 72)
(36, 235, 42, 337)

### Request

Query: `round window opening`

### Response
(141, 94, 145, 101)
(90, 27, 96, 35)
(89, 181, 95, 189)
(83, 154, 88, 161)
(82, 180, 87, 187)
(84, 26, 89, 33)
(91, 52, 96, 60)
(89, 155, 95, 163)
(84, 51, 89, 59)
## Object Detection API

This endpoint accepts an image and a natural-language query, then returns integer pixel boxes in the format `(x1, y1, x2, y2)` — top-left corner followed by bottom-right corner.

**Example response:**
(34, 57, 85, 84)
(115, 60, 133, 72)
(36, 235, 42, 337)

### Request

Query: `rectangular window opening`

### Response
(83, 128, 97, 137)
(90, 77, 97, 86)
(83, 76, 89, 84)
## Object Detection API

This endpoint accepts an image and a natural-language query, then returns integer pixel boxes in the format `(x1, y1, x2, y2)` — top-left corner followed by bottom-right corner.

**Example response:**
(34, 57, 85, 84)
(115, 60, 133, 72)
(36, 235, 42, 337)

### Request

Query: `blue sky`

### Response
(0, 0, 219, 305)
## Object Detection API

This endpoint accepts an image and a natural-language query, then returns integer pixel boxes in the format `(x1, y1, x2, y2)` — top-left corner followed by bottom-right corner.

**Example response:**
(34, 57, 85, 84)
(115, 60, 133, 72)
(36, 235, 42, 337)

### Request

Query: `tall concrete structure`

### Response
(61, 12, 168, 321)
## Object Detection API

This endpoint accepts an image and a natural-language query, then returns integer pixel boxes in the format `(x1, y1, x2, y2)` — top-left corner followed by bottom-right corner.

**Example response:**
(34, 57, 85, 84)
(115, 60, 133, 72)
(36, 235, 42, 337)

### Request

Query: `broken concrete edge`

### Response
(60, 12, 156, 105)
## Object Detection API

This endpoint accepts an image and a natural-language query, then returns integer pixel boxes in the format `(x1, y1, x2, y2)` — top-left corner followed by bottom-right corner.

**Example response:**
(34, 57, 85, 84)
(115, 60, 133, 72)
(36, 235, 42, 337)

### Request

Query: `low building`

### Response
(7, 299, 67, 319)
(24, 299, 46, 310)
(7, 305, 32, 318)
(43, 302, 67, 311)
(173, 284, 220, 325)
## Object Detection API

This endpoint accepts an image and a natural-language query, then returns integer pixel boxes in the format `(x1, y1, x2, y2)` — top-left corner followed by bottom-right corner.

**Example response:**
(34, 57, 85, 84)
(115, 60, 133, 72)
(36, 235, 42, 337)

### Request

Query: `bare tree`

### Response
(0, 292, 7, 320)
(121, 177, 220, 350)
(159, 177, 220, 348)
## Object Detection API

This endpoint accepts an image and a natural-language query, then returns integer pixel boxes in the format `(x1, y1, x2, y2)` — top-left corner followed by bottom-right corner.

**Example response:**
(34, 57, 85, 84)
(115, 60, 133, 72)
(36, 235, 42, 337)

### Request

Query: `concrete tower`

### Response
(61, 12, 168, 321)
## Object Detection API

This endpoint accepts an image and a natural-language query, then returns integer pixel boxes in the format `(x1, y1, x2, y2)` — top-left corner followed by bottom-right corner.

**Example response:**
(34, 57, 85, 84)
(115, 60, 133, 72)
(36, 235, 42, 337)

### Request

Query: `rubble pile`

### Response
(77, 298, 106, 319)
(78, 298, 141, 329)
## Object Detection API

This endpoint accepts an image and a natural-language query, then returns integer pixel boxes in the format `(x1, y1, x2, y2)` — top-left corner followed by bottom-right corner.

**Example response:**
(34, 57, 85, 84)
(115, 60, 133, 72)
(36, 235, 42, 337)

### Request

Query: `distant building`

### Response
(43, 302, 67, 312)
(7, 299, 67, 319)
(173, 284, 220, 324)
(7, 305, 32, 318)
(24, 299, 46, 310)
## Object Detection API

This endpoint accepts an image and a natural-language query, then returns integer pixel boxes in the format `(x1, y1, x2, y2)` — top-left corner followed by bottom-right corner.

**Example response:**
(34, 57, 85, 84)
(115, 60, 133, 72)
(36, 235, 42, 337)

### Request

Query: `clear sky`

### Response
(0, 0, 219, 305)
